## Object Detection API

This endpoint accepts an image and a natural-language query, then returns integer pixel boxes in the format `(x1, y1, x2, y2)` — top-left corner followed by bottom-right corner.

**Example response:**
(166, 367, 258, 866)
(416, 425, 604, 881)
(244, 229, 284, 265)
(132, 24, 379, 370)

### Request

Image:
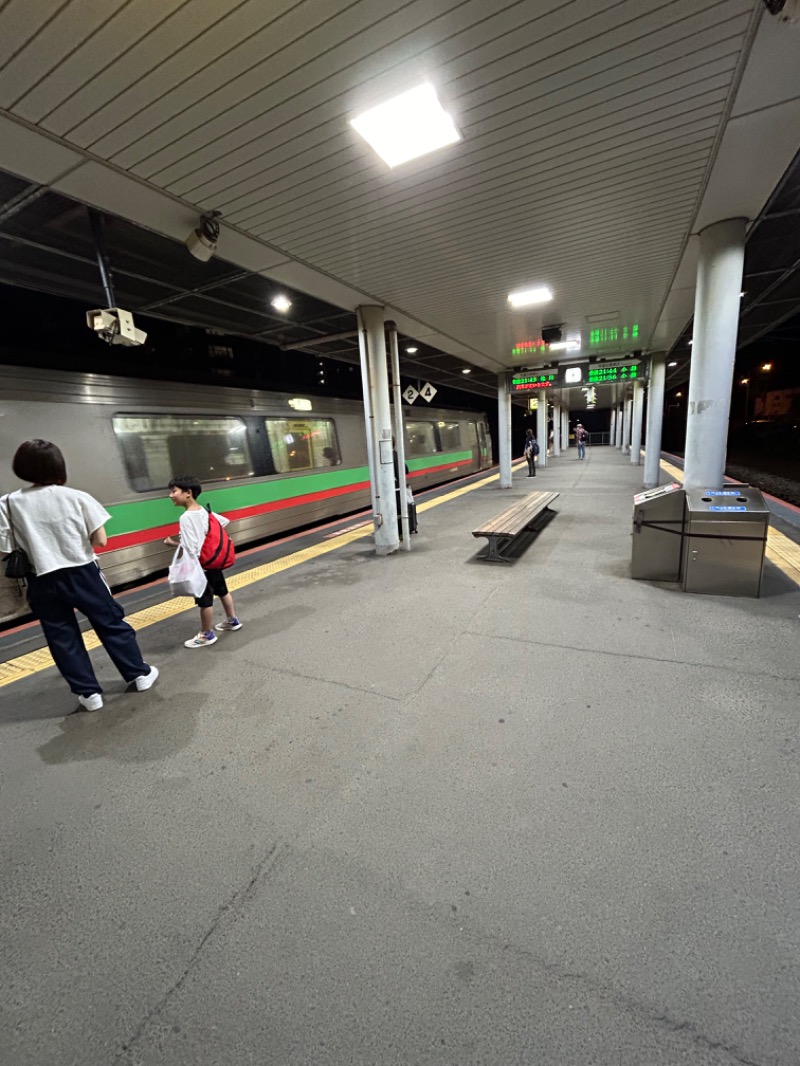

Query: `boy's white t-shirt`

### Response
(0, 485, 110, 576)
(178, 508, 229, 562)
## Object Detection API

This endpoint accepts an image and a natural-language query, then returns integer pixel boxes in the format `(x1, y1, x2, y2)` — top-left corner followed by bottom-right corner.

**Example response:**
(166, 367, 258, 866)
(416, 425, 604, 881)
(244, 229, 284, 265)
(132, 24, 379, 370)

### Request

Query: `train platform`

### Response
(2, 446, 800, 1066)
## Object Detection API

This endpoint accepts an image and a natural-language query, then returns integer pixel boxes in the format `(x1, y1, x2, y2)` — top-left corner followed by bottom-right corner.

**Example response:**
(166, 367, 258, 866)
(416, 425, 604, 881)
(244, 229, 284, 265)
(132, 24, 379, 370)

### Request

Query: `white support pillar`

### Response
(552, 401, 561, 456)
(357, 305, 398, 555)
(644, 352, 666, 488)
(630, 379, 644, 466)
(387, 322, 411, 551)
(498, 374, 512, 488)
(537, 394, 548, 469)
(621, 398, 631, 454)
(684, 217, 746, 490)
(610, 407, 617, 449)
(562, 408, 568, 455)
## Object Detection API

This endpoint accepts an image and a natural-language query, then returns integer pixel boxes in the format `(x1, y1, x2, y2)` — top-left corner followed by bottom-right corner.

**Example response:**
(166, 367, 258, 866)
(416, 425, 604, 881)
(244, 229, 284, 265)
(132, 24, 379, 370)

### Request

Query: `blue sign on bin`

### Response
(709, 505, 747, 512)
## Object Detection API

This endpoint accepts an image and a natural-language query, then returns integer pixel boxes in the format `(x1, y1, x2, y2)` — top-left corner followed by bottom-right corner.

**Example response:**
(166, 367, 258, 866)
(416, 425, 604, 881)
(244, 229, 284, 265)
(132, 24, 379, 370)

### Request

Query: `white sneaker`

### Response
(214, 617, 242, 632)
(134, 665, 159, 691)
(77, 693, 103, 712)
(184, 631, 217, 649)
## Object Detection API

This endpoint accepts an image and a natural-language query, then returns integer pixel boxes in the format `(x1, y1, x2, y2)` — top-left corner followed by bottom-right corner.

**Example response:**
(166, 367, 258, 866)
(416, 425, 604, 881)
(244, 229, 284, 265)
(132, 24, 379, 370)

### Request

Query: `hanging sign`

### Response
(420, 382, 437, 403)
(509, 371, 556, 392)
(403, 385, 419, 404)
(586, 362, 642, 384)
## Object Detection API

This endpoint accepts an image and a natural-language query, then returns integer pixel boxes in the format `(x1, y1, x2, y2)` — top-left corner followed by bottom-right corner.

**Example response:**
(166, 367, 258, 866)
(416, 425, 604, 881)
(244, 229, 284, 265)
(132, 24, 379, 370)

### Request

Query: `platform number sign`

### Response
(420, 382, 437, 403)
(403, 385, 419, 404)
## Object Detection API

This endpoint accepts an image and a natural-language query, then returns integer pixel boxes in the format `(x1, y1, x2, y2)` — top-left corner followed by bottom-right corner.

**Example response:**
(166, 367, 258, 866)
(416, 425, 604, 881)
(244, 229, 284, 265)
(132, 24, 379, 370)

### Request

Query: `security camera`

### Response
(186, 212, 221, 262)
(86, 308, 147, 346)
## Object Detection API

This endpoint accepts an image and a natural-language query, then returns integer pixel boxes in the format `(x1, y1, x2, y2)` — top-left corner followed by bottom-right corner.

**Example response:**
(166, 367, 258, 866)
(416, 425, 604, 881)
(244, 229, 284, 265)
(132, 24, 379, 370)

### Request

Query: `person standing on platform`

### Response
(524, 428, 539, 476)
(575, 423, 587, 460)
(0, 439, 158, 712)
(165, 475, 241, 648)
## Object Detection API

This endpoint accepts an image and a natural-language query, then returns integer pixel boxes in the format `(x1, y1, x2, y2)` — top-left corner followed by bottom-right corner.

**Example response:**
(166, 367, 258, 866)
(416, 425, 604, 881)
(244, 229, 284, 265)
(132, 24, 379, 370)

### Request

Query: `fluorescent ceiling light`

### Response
(668, 361, 677, 367)
(406, 346, 418, 354)
(548, 340, 581, 352)
(508, 287, 553, 308)
(462, 368, 471, 374)
(271, 294, 292, 313)
(350, 83, 461, 168)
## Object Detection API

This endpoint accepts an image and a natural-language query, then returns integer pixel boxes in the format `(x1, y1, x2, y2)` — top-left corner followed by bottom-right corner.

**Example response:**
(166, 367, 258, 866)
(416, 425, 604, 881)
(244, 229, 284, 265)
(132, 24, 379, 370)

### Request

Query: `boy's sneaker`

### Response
(184, 631, 217, 649)
(134, 665, 159, 691)
(215, 617, 242, 632)
(77, 693, 103, 712)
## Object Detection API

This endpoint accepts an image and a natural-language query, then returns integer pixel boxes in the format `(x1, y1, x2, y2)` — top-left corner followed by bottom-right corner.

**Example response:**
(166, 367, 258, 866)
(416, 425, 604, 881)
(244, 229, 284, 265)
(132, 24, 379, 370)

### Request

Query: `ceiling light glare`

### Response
(462, 368, 471, 374)
(350, 83, 461, 168)
(406, 346, 418, 354)
(548, 340, 581, 352)
(668, 361, 677, 367)
(508, 287, 553, 308)
(271, 294, 292, 313)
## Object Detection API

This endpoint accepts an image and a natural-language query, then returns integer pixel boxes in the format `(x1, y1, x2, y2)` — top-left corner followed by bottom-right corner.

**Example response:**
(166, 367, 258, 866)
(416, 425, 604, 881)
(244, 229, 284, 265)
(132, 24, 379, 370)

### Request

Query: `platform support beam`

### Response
(387, 322, 411, 551)
(357, 305, 398, 555)
(498, 374, 512, 488)
(621, 397, 631, 454)
(615, 403, 624, 448)
(552, 400, 561, 456)
(644, 352, 666, 488)
(561, 408, 568, 454)
(630, 379, 644, 466)
(537, 393, 548, 469)
(609, 406, 617, 449)
(684, 217, 746, 490)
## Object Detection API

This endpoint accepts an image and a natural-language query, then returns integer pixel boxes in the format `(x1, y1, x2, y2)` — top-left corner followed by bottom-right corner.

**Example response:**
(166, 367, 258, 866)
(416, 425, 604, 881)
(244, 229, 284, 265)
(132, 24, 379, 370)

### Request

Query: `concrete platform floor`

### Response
(2, 447, 799, 1066)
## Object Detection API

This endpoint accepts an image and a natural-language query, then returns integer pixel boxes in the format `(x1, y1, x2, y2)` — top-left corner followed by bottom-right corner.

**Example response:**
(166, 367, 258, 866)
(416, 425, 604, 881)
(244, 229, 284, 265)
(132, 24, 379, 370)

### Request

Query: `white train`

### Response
(1, 366, 492, 623)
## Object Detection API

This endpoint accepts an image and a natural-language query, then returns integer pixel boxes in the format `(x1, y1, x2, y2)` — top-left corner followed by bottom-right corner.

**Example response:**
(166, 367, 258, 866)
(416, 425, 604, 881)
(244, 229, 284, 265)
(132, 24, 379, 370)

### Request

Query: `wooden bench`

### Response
(472, 491, 560, 563)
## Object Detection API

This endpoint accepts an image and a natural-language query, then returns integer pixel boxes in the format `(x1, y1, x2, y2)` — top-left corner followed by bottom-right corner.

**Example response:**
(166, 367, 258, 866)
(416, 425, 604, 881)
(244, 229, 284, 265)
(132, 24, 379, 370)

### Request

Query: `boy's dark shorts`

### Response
(194, 568, 229, 609)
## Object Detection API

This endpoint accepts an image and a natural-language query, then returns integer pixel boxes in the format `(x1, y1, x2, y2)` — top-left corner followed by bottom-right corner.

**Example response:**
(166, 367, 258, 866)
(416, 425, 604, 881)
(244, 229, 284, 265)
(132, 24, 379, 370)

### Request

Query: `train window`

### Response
(265, 418, 340, 473)
(464, 422, 479, 446)
(112, 415, 254, 492)
(405, 421, 438, 457)
(437, 421, 461, 450)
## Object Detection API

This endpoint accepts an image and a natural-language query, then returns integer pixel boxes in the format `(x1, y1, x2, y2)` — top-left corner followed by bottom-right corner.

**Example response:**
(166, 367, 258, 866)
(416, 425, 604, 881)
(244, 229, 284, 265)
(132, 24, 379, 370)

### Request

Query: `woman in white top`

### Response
(0, 440, 158, 712)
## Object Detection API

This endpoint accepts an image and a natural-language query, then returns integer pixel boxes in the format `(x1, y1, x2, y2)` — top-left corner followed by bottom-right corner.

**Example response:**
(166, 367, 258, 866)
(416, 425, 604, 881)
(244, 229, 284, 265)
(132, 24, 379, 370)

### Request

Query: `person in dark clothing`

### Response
(393, 449, 418, 537)
(524, 429, 539, 476)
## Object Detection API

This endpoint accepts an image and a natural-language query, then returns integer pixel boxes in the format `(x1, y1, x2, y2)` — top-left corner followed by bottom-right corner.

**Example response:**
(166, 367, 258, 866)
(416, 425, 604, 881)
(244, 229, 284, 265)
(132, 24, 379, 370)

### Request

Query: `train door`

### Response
(477, 422, 491, 467)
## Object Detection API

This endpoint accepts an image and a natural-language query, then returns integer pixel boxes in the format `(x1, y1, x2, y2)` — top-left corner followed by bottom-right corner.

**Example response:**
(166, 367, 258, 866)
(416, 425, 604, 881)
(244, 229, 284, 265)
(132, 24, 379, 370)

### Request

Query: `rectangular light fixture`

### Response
(508, 287, 553, 308)
(548, 340, 581, 352)
(350, 83, 461, 168)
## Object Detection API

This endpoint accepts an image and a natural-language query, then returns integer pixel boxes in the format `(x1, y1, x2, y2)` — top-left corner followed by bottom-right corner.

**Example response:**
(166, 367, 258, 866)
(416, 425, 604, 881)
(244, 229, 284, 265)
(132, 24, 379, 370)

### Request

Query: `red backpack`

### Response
(199, 507, 235, 570)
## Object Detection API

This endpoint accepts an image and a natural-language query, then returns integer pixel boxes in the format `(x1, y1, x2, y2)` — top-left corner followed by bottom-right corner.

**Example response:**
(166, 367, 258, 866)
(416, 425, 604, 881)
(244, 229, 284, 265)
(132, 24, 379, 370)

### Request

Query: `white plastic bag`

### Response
(168, 546, 207, 599)
(405, 485, 414, 505)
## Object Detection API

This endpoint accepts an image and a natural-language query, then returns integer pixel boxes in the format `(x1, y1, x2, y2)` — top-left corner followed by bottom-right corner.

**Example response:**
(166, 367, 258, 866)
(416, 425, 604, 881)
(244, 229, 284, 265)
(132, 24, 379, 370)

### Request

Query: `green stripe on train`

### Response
(105, 452, 471, 535)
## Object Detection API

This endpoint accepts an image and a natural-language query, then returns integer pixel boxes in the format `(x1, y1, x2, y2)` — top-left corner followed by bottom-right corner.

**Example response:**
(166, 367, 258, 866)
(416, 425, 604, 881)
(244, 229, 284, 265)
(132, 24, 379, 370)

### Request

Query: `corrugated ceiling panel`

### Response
(10, 0, 190, 122)
(0, 0, 131, 107)
(193, 26, 740, 209)
(0, 0, 68, 69)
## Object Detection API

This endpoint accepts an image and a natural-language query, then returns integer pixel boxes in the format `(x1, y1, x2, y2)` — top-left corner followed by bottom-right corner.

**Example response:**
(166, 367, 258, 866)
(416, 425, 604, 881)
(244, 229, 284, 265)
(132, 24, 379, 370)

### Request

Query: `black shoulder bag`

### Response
(4, 495, 33, 581)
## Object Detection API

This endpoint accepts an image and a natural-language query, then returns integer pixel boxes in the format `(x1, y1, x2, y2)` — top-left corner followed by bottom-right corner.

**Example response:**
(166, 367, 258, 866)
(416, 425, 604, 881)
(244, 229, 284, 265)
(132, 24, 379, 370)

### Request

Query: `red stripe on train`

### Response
(98, 458, 473, 552)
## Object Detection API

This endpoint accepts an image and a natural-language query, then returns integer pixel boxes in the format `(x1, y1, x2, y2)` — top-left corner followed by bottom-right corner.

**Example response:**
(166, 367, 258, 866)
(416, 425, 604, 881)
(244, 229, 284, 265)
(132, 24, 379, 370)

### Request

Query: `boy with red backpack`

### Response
(165, 475, 240, 648)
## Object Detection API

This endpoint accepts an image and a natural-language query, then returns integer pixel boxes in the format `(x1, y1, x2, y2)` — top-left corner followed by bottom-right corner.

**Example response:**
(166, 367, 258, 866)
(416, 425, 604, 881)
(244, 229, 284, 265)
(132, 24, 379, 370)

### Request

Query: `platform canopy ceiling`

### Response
(0, 0, 799, 384)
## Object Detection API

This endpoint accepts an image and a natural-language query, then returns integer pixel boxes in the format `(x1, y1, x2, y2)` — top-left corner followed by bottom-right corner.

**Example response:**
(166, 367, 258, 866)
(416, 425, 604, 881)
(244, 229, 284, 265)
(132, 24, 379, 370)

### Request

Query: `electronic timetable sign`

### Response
(587, 362, 641, 384)
(589, 324, 639, 347)
(509, 372, 556, 392)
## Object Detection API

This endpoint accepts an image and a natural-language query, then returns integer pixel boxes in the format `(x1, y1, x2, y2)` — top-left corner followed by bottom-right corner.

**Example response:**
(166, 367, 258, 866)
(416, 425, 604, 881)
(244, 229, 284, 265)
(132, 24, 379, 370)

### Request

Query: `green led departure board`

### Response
(511, 340, 547, 357)
(509, 372, 556, 392)
(589, 324, 639, 347)
(587, 363, 640, 383)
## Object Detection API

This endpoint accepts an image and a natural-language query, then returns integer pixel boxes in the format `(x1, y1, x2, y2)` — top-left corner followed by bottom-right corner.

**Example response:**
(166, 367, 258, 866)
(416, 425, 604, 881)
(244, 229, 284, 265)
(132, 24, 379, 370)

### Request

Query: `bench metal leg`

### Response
(477, 534, 513, 563)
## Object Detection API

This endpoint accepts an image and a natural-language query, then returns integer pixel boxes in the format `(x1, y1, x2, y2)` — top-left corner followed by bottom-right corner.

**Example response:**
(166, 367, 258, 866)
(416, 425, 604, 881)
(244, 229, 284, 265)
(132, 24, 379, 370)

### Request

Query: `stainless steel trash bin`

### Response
(631, 482, 684, 581)
(682, 487, 769, 597)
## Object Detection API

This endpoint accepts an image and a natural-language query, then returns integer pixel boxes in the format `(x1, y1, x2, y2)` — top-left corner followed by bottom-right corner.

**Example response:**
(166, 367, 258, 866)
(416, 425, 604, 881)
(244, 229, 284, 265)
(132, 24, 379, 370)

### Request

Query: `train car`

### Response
(0, 366, 493, 623)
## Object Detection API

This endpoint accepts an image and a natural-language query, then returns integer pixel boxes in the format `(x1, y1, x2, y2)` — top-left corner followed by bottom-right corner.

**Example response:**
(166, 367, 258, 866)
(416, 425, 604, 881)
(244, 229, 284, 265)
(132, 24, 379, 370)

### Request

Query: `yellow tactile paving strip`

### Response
(0, 465, 511, 688)
(659, 458, 800, 587)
